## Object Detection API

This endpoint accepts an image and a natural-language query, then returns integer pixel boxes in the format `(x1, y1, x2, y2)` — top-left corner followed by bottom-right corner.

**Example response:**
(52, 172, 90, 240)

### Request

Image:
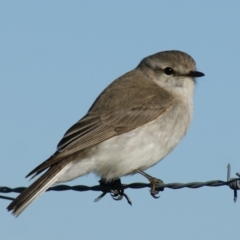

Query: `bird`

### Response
(7, 50, 204, 216)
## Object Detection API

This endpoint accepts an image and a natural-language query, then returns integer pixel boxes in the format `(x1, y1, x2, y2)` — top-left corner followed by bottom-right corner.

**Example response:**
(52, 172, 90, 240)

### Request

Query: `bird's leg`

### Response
(108, 179, 124, 201)
(137, 170, 164, 198)
(94, 178, 132, 205)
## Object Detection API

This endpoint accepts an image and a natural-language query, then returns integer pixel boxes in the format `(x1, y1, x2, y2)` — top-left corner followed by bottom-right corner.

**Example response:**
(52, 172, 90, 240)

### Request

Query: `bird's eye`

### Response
(164, 67, 174, 75)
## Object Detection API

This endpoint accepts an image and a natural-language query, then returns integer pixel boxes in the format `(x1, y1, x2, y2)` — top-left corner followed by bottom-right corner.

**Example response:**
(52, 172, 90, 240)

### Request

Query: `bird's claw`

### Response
(149, 178, 164, 199)
(110, 189, 123, 201)
(94, 179, 132, 205)
(137, 170, 164, 199)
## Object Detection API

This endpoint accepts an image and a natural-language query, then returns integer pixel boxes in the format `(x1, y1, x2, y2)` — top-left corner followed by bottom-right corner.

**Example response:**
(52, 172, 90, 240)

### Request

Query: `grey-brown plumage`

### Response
(7, 50, 204, 216)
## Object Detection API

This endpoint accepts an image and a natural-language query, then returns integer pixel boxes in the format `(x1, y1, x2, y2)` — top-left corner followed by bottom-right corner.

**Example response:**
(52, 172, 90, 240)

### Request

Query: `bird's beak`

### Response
(187, 71, 205, 77)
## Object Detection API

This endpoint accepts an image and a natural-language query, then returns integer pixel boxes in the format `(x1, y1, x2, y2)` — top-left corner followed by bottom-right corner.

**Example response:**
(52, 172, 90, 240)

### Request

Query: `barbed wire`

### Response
(1, 164, 240, 205)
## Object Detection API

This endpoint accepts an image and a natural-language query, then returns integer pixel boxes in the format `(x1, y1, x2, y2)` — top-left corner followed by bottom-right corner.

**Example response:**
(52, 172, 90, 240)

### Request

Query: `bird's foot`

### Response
(94, 178, 132, 205)
(137, 170, 164, 198)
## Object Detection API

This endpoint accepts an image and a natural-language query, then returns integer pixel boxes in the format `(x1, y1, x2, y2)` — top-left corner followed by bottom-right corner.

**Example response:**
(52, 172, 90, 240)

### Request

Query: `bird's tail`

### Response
(7, 161, 72, 217)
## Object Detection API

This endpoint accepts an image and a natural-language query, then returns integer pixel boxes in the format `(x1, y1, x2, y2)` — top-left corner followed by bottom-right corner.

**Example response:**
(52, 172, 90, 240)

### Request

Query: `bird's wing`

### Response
(26, 70, 173, 178)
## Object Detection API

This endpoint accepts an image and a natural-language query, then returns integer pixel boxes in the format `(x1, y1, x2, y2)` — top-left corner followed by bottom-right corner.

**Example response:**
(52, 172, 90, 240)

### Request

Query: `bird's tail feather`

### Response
(7, 161, 72, 217)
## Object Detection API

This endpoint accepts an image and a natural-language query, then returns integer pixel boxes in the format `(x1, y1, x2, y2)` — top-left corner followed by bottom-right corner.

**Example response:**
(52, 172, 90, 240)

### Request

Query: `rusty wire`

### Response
(1, 164, 240, 204)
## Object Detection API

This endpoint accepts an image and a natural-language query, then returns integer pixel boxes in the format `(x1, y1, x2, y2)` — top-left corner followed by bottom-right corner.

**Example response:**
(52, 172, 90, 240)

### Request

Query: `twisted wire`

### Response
(1, 164, 240, 203)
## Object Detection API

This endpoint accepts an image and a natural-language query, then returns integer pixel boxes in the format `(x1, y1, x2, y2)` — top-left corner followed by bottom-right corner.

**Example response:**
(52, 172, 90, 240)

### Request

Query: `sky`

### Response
(1, 1, 240, 239)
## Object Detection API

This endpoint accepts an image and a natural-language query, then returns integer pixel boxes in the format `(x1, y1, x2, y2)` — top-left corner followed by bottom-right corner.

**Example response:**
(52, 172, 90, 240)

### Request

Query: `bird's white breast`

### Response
(89, 98, 192, 180)
(56, 84, 194, 183)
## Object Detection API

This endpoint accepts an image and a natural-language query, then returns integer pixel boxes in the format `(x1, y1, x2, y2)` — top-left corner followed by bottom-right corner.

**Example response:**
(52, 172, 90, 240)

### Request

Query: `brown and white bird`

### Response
(7, 50, 204, 216)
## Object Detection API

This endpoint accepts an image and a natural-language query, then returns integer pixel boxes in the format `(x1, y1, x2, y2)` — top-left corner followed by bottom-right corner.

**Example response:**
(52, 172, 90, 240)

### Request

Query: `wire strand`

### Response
(1, 164, 240, 203)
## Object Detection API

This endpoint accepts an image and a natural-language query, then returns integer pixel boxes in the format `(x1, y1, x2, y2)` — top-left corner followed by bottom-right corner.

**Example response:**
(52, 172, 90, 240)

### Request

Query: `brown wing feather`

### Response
(26, 69, 173, 178)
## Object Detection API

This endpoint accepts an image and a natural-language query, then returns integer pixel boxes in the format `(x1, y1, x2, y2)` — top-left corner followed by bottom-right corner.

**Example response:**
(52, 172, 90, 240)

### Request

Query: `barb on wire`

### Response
(1, 164, 240, 204)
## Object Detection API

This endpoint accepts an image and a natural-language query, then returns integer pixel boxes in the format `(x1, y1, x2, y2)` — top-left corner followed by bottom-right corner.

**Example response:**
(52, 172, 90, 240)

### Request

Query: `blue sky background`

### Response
(1, 1, 240, 239)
